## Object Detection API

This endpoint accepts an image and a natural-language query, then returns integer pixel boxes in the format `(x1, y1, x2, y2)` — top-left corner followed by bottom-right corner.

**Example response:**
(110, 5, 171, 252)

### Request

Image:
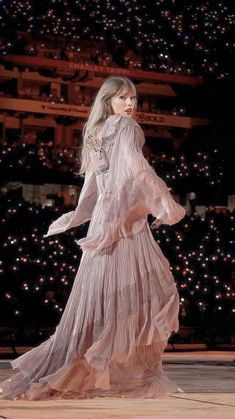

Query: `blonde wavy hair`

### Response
(78, 76, 137, 174)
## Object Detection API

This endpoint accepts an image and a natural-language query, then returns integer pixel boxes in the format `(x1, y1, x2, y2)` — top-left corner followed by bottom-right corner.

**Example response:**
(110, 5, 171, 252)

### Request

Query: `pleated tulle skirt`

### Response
(0, 200, 181, 400)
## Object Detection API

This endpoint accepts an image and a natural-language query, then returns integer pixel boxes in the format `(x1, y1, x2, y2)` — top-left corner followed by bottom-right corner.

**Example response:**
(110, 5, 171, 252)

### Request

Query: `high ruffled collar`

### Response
(99, 115, 138, 142)
(99, 114, 122, 140)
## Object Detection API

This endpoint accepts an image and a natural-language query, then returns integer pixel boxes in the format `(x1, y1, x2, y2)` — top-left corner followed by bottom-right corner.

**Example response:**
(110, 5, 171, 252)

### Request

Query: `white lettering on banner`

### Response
(68, 62, 129, 75)
(41, 104, 88, 114)
(137, 113, 166, 124)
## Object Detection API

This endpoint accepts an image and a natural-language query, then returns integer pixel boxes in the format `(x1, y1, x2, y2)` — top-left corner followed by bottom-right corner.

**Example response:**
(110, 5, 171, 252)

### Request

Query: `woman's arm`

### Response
(44, 168, 97, 238)
(117, 120, 186, 226)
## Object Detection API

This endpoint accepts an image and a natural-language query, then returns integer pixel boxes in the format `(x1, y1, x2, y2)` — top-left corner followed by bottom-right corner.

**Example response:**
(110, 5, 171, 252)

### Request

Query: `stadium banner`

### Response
(3, 55, 203, 86)
(0, 98, 208, 128)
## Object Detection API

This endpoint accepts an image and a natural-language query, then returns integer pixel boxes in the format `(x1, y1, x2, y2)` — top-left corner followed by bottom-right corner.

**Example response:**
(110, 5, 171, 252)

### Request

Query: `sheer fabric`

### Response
(0, 115, 186, 400)
(45, 115, 185, 255)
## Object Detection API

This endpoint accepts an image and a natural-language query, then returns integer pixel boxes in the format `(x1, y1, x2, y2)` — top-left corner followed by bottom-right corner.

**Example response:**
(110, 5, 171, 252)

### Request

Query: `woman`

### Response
(0, 76, 186, 400)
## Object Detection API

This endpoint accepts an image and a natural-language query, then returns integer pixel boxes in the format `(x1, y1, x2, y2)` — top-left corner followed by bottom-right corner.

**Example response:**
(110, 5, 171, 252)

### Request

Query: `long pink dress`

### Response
(0, 115, 186, 400)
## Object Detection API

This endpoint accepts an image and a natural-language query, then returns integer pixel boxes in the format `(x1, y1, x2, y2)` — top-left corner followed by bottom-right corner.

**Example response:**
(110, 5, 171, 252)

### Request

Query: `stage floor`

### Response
(0, 351, 235, 418)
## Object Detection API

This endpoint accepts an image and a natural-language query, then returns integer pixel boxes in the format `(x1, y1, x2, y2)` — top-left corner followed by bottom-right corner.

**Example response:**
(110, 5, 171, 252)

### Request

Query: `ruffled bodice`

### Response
(44, 115, 186, 255)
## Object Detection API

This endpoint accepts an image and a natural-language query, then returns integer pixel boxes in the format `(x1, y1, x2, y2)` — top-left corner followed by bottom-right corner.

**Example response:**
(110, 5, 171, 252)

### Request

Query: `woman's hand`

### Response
(150, 188, 172, 230)
(150, 218, 163, 230)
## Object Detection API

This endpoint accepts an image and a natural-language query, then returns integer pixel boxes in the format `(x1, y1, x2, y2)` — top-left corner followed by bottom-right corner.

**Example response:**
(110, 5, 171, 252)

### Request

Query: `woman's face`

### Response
(110, 90, 137, 117)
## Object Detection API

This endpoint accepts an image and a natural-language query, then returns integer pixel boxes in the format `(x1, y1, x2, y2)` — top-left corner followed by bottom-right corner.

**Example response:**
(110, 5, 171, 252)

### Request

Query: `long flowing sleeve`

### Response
(76, 117, 186, 255)
(44, 168, 97, 238)
(119, 121, 186, 226)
